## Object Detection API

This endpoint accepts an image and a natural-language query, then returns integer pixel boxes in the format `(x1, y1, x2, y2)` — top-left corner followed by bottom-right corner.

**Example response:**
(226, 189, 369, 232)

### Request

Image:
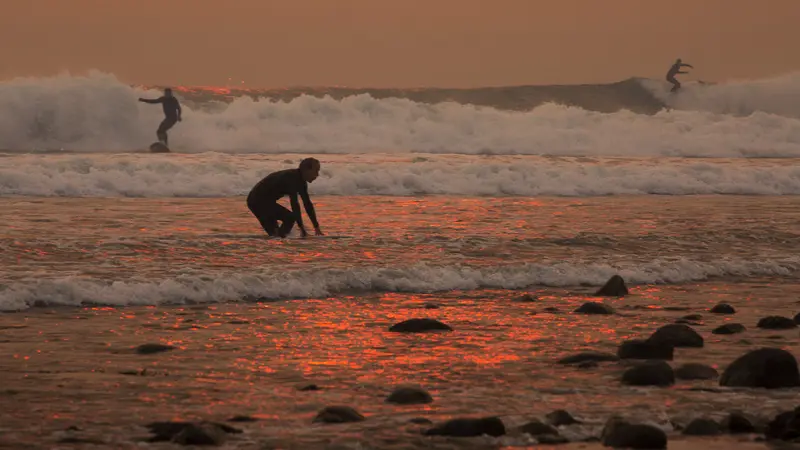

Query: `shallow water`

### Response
(0, 195, 799, 448)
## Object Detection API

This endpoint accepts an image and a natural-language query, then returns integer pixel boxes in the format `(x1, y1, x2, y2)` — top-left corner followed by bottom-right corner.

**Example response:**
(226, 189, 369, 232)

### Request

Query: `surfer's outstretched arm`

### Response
(300, 188, 322, 235)
(681, 63, 694, 69)
(139, 97, 164, 104)
(289, 192, 308, 237)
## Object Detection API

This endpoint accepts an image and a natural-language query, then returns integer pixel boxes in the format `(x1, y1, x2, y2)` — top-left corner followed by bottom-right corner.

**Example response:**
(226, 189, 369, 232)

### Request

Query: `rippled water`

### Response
(1, 195, 799, 448)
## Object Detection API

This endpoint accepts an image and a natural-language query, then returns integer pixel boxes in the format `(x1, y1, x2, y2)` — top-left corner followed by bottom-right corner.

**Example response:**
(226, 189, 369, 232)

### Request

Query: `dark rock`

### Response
(681, 314, 703, 321)
(601, 416, 667, 449)
(647, 324, 704, 348)
(227, 320, 250, 324)
(135, 343, 175, 355)
(766, 406, 800, 441)
(546, 410, 581, 426)
(675, 363, 719, 380)
(423, 303, 440, 309)
(794, 312, 800, 324)
(558, 352, 619, 365)
(578, 361, 598, 369)
(543, 307, 560, 312)
(409, 418, 433, 425)
(722, 412, 758, 434)
(574, 302, 614, 315)
(515, 294, 538, 302)
(298, 384, 320, 391)
(720, 348, 800, 388)
(145, 422, 241, 444)
(313, 406, 365, 424)
(621, 361, 675, 387)
(617, 339, 674, 360)
(710, 303, 736, 314)
(386, 387, 433, 405)
(663, 306, 691, 311)
(518, 419, 558, 436)
(389, 318, 453, 332)
(683, 418, 721, 436)
(424, 417, 506, 437)
(228, 415, 258, 422)
(172, 424, 227, 446)
(538, 434, 570, 444)
(712, 323, 746, 335)
(57, 437, 105, 444)
(595, 275, 629, 297)
(757, 316, 797, 330)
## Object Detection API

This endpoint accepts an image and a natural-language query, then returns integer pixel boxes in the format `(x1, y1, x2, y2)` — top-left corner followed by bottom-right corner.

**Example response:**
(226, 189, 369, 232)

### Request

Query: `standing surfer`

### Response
(139, 88, 182, 147)
(666, 59, 693, 93)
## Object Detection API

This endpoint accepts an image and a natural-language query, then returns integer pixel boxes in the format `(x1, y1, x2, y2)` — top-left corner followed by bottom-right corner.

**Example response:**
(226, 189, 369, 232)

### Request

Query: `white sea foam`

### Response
(2, 72, 800, 156)
(1, 153, 799, 197)
(1, 257, 797, 311)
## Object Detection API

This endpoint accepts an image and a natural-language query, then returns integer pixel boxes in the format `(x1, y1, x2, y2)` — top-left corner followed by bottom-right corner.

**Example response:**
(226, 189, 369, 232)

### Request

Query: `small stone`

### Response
(546, 410, 581, 426)
(298, 383, 320, 391)
(519, 419, 558, 436)
(409, 418, 433, 425)
(543, 307, 560, 312)
(683, 418, 721, 436)
(757, 316, 797, 330)
(228, 415, 258, 422)
(135, 343, 175, 355)
(389, 318, 453, 332)
(538, 434, 570, 444)
(766, 406, 800, 441)
(712, 323, 746, 335)
(647, 324, 704, 348)
(595, 275, 629, 296)
(681, 314, 703, 321)
(602, 416, 667, 449)
(621, 361, 675, 387)
(720, 348, 800, 388)
(515, 294, 538, 302)
(386, 387, 433, 405)
(721, 412, 758, 434)
(574, 302, 614, 315)
(425, 417, 505, 437)
(578, 361, 598, 369)
(313, 406, 365, 424)
(145, 421, 241, 444)
(558, 352, 619, 365)
(794, 312, 800, 324)
(710, 303, 736, 314)
(423, 303, 440, 309)
(675, 363, 719, 380)
(618, 339, 674, 360)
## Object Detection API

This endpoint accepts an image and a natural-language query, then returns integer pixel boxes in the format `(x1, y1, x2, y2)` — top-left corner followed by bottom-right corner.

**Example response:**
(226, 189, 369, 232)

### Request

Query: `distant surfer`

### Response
(666, 59, 693, 93)
(247, 158, 324, 238)
(138, 88, 182, 147)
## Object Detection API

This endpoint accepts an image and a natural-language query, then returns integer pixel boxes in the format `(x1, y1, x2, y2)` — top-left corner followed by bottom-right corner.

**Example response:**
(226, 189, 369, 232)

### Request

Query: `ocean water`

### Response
(1, 72, 799, 448)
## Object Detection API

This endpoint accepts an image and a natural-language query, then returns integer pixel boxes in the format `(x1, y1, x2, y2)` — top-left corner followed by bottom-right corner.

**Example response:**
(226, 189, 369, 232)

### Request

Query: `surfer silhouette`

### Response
(138, 88, 182, 146)
(666, 59, 693, 93)
(247, 158, 324, 238)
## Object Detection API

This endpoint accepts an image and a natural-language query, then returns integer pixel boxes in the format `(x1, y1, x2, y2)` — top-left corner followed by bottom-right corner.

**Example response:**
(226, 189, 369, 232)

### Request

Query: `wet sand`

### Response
(1, 283, 798, 448)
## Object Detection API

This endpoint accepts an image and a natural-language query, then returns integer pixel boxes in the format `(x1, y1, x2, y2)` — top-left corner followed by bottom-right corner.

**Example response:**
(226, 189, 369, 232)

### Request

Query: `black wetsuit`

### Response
(666, 63, 692, 92)
(247, 168, 319, 237)
(140, 96, 181, 146)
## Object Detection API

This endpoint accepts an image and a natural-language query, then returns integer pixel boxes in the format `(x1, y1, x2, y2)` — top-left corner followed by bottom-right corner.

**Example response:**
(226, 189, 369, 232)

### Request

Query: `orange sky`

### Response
(3, 0, 799, 88)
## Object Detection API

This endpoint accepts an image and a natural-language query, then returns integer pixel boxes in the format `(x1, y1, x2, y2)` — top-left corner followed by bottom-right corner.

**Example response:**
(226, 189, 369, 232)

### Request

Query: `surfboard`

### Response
(149, 142, 170, 153)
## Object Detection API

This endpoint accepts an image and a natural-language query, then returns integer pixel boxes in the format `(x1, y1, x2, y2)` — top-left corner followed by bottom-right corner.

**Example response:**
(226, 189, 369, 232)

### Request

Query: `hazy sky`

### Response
(3, 0, 799, 88)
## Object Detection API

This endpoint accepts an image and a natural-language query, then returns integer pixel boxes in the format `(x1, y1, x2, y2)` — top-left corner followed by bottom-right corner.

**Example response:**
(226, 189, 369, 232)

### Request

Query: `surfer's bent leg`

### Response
(667, 76, 680, 92)
(157, 117, 178, 146)
(247, 197, 278, 236)
(272, 204, 296, 238)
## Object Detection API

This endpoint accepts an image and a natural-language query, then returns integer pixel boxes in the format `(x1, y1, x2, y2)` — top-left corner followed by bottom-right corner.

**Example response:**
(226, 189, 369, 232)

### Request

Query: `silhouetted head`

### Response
(164, 88, 173, 97)
(299, 157, 321, 183)
(675, 59, 682, 65)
